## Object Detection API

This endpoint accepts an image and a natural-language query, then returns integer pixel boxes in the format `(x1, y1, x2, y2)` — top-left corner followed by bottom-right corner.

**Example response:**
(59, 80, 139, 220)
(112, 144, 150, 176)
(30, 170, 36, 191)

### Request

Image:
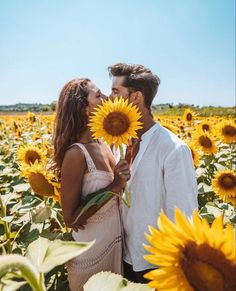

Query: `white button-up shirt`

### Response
(121, 122, 198, 271)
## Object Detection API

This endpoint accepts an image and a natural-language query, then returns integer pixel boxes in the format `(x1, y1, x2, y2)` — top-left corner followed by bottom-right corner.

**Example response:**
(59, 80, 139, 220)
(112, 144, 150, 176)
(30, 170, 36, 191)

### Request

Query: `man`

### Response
(108, 63, 198, 283)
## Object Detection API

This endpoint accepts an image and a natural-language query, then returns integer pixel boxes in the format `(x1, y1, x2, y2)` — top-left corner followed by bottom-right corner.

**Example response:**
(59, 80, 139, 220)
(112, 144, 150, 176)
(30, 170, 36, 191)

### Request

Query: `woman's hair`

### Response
(52, 78, 90, 178)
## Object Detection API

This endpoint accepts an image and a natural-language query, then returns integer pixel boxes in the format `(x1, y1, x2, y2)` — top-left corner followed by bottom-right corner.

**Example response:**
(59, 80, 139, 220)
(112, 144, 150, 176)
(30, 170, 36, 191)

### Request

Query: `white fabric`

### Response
(121, 122, 198, 271)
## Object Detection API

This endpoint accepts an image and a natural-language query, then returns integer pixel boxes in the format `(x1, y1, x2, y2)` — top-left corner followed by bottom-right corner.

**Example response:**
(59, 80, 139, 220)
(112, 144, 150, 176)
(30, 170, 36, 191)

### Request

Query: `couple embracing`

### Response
(52, 63, 198, 290)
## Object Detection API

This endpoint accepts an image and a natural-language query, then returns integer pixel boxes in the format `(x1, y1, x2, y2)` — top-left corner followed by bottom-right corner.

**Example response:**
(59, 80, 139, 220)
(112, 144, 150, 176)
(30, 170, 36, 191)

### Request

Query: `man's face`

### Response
(110, 76, 130, 100)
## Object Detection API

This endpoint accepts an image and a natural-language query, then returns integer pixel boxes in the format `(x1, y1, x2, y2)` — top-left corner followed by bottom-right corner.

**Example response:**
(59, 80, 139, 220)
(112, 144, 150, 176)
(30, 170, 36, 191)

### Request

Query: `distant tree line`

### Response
(0, 102, 57, 112)
(0, 102, 235, 117)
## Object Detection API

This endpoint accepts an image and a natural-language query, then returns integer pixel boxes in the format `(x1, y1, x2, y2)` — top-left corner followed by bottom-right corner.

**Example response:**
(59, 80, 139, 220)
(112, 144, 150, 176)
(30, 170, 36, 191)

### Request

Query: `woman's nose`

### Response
(102, 94, 108, 101)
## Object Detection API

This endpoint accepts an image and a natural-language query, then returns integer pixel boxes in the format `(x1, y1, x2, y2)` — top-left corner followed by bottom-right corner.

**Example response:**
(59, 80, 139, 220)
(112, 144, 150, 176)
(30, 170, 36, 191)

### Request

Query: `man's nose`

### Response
(109, 93, 115, 100)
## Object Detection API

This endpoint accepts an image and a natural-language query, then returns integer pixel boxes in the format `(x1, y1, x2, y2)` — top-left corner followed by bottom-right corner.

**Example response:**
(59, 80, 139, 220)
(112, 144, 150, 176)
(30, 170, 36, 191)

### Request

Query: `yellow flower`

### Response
(17, 145, 45, 166)
(212, 170, 236, 206)
(194, 131, 217, 155)
(27, 111, 36, 123)
(183, 109, 195, 124)
(89, 97, 143, 148)
(144, 208, 236, 291)
(217, 121, 236, 144)
(185, 141, 200, 167)
(22, 162, 60, 198)
(197, 120, 212, 133)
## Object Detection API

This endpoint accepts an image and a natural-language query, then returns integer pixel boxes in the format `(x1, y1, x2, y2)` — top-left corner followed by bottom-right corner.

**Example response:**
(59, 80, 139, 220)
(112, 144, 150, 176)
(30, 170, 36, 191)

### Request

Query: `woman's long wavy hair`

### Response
(52, 78, 90, 178)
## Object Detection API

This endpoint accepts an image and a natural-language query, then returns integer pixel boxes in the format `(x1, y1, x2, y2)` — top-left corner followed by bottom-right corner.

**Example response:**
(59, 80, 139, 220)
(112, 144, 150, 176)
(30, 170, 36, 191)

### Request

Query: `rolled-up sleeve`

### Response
(163, 143, 198, 221)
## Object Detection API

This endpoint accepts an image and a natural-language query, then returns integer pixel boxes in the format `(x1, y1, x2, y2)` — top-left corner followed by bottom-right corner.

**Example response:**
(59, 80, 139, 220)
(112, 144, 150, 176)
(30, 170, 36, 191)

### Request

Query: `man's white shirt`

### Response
(121, 122, 198, 271)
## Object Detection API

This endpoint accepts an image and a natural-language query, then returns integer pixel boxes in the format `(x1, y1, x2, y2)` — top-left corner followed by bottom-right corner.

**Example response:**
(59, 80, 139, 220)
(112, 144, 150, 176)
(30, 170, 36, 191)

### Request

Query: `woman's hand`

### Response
(109, 159, 131, 194)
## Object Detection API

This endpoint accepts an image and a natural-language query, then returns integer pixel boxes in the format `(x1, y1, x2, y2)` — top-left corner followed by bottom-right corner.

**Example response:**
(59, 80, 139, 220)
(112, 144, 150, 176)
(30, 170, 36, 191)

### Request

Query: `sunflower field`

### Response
(0, 110, 235, 290)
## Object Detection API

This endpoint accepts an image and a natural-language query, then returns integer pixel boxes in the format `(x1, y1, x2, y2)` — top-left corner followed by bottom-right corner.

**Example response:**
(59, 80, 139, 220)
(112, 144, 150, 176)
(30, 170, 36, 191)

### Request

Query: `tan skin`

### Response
(60, 82, 130, 231)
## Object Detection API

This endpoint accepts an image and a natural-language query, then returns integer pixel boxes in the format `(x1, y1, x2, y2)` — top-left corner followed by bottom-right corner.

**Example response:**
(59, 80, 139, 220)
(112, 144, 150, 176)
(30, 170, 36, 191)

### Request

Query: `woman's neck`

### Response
(77, 129, 97, 144)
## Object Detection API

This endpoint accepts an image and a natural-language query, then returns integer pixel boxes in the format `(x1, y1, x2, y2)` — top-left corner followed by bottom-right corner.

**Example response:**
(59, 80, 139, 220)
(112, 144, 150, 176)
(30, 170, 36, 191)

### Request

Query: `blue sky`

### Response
(0, 0, 235, 106)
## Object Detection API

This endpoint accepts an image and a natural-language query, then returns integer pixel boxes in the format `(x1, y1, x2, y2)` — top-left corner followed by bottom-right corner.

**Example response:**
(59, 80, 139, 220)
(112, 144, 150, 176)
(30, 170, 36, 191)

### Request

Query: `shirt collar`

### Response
(141, 122, 160, 141)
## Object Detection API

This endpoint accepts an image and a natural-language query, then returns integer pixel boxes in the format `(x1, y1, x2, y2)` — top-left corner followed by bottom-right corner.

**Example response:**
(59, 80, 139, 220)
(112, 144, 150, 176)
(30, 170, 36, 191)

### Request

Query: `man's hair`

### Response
(108, 63, 160, 109)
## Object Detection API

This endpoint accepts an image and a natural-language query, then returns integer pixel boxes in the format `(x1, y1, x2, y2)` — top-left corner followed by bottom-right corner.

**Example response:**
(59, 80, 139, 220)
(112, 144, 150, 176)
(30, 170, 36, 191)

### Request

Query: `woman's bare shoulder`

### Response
(62, 145, 85, 168)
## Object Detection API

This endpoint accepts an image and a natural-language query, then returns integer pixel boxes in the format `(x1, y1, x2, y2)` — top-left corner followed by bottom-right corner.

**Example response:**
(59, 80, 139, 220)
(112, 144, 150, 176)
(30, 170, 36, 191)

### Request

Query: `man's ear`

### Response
(130, 91, 144, 105)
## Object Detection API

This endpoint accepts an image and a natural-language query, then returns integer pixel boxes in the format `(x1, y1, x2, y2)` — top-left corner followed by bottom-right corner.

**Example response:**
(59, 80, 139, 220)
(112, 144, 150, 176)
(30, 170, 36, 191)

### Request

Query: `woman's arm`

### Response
(60, 147, 130, 230)
(70, 159, 130, 230)
(60, 147, 86, 228)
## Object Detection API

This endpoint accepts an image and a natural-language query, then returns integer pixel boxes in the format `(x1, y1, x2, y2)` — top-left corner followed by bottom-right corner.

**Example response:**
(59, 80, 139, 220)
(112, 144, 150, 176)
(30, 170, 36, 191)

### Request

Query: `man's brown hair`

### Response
(108, 63, 160, 109)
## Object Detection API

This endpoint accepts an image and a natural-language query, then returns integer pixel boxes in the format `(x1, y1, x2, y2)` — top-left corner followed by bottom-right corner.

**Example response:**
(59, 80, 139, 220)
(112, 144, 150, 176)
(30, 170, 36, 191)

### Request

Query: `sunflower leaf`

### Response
(75, 190, 115, 220)
(26, 236, 93, 273)
(84, 271, 154, 290)
(13, 183, 30, 193)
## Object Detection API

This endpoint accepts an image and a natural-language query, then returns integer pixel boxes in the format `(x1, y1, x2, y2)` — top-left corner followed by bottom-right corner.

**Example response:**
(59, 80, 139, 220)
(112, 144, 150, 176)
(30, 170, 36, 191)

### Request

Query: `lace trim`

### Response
(67, 235, 122, 269)
(73, 143, 97, 172)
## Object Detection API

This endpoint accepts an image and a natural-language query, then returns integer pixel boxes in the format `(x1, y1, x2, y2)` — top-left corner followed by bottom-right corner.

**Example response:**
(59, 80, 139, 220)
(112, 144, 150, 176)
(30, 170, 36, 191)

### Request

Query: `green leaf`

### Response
(13, 183, 30, 193)
(31, 205, 52, 224)
(0, 216, 14, 223)
(76, 190, 114, 220)
(84, 271, 154, 291)
(26, 236, 94, 273)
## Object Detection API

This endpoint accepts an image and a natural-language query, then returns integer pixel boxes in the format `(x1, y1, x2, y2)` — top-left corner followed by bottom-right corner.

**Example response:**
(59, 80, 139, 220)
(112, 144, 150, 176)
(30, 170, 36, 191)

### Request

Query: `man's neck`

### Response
(137, 115, 155, 139)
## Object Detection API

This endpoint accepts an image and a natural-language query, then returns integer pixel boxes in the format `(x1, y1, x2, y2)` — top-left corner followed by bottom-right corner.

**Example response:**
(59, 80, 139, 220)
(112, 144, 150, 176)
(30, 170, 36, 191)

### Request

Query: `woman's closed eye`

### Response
(96, 91, 102, 99)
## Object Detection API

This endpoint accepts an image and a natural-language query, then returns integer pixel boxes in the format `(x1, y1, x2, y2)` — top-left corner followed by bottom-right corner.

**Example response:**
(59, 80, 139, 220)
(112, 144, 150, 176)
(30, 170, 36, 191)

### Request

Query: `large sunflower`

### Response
(217, 121, 236, 144)
(22, 162, 60, 198)
(144, 208, 236, 291)
(194, 131, 217, 155)
(17, 145, 46, 166)
(212, 170, 236, 206)
(89, 97, 143, 148)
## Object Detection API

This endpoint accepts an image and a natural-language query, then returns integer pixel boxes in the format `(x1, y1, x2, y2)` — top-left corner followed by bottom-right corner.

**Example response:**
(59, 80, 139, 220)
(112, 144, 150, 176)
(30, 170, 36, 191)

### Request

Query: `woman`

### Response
(52, 78, 130, 290)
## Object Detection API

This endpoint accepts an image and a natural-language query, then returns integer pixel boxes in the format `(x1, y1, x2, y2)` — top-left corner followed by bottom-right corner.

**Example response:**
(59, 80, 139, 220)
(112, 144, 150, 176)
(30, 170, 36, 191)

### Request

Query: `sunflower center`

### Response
(103, 112, 130, 136)
(29, 172, 55, 196)
(219, 174, 236, 190)
(25, 151, 41, 165)
(202, 124, 210, 131)
(199, 136, 212, 148)
(181, 242, 235, 291)
(222, 125, 236, 137)
(186, 113, 192, 121)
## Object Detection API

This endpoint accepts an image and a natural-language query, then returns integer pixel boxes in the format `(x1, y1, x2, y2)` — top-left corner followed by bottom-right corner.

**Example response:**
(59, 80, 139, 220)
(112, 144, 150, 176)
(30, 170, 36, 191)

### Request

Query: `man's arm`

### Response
(163, 143, 198, 221)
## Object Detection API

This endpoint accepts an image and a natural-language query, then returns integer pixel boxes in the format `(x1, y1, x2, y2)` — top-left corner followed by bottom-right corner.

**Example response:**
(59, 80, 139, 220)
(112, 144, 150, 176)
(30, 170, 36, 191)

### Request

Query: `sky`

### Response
(0, 0, 235, 106)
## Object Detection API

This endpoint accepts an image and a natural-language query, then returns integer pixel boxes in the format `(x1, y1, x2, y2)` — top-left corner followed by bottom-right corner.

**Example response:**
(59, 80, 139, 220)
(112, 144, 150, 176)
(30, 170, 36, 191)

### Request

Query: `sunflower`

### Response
(197, 120, 212, 133)
(183, 109, 195, 124)
(144, 208, 236, 291)
(194, 131, 217, 155)
(17, 145, 46, 166)
(185, 141, 200, 167)
(22, 162, 60, 198)
(160, 121, 178, 135)
(27, 111, 36, 123)
(217, 121, 236, 144)
(212, 170, 236, 205)
(89, 97, 143, 148)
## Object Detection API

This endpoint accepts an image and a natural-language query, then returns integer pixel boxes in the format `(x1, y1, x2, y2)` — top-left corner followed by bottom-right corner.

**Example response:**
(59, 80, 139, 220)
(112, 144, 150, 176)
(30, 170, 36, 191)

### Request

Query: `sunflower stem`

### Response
(119, 145, 131, 208)
(0, 195, 12, 254)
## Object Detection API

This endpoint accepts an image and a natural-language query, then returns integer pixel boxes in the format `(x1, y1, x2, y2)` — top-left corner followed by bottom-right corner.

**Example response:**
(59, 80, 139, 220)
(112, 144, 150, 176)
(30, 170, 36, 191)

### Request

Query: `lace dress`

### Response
(66, 143, 122, 291)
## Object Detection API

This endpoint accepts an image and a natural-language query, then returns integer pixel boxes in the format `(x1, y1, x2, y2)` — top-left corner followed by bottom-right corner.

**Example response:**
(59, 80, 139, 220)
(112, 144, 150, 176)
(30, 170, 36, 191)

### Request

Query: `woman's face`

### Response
(86, 82, 107, 115)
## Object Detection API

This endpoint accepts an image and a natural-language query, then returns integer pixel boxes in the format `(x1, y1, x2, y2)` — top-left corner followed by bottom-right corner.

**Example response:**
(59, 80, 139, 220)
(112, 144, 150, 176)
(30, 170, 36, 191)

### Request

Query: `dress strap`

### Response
(72, 143, 97, 172)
